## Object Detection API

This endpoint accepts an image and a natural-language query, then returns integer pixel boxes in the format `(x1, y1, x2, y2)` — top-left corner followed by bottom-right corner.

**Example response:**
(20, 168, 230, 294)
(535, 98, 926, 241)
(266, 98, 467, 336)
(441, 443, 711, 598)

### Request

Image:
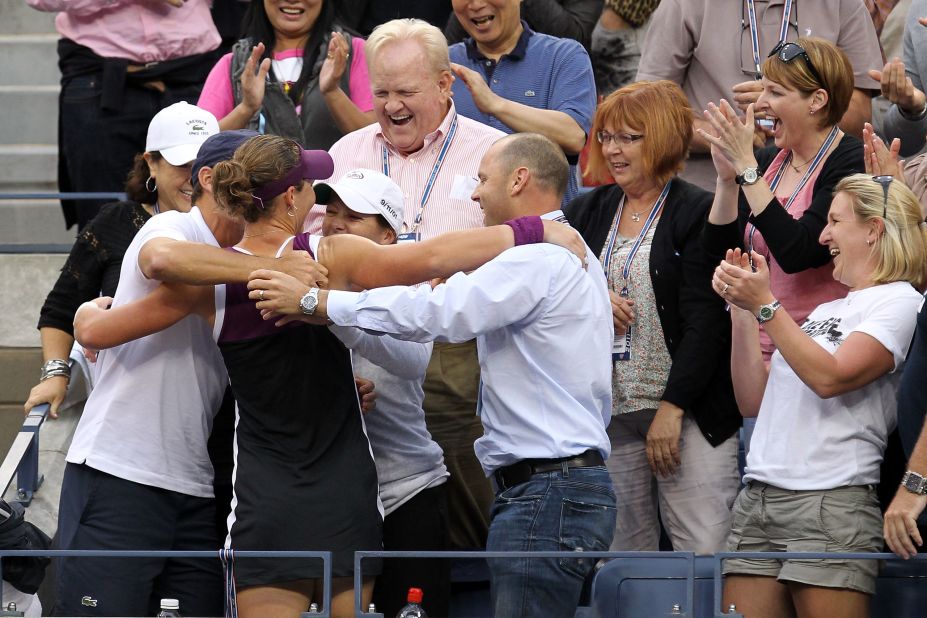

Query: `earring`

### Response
(809, 108, 816, 115)
(286, 203, 296, 217)
(866, 239, 873, 247)
(145, 176, 157, 192)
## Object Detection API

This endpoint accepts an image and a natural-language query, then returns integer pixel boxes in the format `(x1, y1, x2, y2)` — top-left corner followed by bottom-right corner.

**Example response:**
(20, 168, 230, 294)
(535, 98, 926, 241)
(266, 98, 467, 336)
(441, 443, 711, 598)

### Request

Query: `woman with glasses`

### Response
(712, 174, 927, 618)
(565, 80, 741, 554)
(701, 37, 865, 362)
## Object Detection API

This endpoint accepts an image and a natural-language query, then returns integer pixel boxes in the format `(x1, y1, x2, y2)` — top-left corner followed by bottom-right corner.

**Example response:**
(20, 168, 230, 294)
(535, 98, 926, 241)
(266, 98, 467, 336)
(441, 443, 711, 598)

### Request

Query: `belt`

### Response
(493, 449, 605, 491)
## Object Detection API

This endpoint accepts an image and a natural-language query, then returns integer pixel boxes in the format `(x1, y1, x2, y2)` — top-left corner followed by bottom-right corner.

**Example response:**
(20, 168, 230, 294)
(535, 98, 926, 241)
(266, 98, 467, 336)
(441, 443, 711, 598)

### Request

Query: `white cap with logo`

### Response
(314, 169, 405, 235)
(145, 102, 220, 166)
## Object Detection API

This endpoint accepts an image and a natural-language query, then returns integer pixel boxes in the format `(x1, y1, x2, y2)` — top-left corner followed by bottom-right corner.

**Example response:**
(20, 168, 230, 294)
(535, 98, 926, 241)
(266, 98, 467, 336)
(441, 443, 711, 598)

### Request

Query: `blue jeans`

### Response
(486, 465, 616, 618)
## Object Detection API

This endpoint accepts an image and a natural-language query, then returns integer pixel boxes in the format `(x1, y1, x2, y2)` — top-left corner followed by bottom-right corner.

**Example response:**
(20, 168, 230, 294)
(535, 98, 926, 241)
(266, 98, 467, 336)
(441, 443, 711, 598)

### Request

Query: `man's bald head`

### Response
(492, 133, 569, 201)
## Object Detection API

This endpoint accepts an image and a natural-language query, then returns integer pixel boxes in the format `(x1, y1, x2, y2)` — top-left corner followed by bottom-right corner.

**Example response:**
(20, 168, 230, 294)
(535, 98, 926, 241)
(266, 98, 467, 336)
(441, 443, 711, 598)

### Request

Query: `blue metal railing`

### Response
(0, 549, 333, 618)
(0, 404, 49, 506)
(0, 192, 125, 201)
(352, 550, 696, 618)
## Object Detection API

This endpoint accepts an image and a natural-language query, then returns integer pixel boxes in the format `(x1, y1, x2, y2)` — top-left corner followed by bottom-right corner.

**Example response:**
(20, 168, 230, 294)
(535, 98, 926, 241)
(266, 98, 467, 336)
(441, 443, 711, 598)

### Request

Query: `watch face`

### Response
(743, 168, 759, 183)
(904, 473, 924, 493)
(758, 306, 773, 321)
(300, 293, 318, 315)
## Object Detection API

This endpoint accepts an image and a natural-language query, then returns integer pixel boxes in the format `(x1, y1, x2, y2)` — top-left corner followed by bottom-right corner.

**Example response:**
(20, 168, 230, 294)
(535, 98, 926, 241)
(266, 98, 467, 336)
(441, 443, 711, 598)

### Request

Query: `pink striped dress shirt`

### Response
(27, 0, 220, 64)
(306, 102, 505, 239)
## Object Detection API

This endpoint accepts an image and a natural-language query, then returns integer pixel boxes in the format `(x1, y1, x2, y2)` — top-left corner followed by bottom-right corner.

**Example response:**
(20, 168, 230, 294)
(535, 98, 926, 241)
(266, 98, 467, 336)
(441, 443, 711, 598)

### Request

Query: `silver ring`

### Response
(721, 283, 730, 295)
(259, 290, 265, 301)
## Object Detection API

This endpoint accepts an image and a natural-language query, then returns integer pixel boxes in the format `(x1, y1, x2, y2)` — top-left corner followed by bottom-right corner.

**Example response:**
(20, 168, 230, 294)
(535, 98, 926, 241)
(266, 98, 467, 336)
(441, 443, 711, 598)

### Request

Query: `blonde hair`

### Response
(585, 80, 692, 186)
(365, 18, 451, 74)
(762, 36, 854, 129)
(834, 173, 927, 289)
(211, 135, 302, 223)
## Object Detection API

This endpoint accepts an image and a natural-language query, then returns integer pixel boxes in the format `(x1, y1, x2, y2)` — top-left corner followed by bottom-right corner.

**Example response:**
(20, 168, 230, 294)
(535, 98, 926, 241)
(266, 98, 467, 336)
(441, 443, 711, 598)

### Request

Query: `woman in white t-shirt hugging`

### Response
(712, 173, 927, 618)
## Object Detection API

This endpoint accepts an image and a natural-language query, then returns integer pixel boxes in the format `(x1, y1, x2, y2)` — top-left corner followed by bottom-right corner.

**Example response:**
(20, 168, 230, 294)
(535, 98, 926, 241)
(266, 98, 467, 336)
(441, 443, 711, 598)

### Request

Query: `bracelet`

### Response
(40, 359, 70, 382)
(504, 216, 544, 246)
(899, 100, 927, 122)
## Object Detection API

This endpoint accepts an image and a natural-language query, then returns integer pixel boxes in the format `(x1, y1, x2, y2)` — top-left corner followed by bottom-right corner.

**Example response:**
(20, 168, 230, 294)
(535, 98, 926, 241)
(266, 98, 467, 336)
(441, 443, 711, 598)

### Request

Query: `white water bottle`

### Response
(157, 598, 181, 617)
(395, 588, 426, 617)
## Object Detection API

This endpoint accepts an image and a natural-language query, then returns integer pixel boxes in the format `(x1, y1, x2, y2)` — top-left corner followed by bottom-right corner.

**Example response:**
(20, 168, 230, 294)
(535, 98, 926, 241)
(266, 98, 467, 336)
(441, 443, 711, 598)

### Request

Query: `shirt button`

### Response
(659, 305, 665, 311)
(654, 269, 659, 275)
(492, 79, 498, 84)
(485, 60, 492, 66)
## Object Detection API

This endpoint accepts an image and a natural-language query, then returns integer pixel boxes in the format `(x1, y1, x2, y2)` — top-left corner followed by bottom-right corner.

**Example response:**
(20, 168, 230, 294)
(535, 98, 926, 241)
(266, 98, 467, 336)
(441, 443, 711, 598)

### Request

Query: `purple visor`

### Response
(252, 148, 334, 209)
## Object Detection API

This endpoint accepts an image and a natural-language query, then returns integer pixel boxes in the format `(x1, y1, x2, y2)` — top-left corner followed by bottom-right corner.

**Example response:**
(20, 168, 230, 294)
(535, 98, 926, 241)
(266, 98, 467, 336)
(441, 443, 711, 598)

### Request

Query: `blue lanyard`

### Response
(381, 114, 459, 232)
(603, 182, 671, 284)
(746, 0, 793, 78)
(747, 125, 839, 253)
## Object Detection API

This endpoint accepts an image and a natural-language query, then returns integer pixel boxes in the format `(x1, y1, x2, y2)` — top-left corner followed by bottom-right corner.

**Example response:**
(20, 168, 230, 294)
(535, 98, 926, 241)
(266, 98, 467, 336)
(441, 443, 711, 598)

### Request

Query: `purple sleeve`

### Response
(197, 53, 236, 120)
(349, 37, 373, 113)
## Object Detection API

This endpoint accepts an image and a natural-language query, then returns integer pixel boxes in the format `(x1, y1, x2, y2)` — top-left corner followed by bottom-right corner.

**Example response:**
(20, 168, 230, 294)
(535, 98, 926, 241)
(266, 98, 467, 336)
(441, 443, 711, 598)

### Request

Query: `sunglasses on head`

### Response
(768, 41, 825, 88)
(872, 175, 892, 220)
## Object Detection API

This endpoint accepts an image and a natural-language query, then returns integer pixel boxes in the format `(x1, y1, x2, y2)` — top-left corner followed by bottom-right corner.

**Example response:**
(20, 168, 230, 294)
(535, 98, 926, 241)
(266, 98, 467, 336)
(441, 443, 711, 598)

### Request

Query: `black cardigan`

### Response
(702, 135, 865, 269)
(565, 179, 741, 446)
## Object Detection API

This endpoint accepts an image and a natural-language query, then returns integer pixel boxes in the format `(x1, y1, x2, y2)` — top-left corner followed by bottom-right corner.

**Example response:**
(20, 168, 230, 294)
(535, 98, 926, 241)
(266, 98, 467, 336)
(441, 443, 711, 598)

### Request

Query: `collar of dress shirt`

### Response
(375, 100, 458, 158)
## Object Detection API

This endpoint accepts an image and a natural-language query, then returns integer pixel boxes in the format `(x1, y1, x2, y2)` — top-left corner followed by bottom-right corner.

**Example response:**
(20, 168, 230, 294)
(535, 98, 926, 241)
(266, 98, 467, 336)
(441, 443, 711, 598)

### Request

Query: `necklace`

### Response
(789, 156, 812, 173)
(630, 212, 642, 222)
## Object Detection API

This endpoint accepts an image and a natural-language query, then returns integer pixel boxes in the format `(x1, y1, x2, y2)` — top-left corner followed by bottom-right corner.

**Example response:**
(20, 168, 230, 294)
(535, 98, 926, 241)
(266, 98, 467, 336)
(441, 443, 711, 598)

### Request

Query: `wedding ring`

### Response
(721, 283, 730, 295)
(326, 53, 334, 59)
(259, 290, 265, 301)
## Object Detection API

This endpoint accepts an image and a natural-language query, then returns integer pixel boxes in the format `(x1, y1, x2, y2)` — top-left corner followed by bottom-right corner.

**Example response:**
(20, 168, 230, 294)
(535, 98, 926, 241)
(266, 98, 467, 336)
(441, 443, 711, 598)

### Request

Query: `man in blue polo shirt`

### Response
(448, 0, 596, 204)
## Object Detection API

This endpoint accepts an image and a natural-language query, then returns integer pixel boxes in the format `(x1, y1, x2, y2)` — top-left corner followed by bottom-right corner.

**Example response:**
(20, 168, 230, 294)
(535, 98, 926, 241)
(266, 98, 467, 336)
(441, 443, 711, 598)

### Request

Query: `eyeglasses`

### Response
(768, 41, 825, 88)
(596, 131, 644, 146)
(872, 175, 893, 220)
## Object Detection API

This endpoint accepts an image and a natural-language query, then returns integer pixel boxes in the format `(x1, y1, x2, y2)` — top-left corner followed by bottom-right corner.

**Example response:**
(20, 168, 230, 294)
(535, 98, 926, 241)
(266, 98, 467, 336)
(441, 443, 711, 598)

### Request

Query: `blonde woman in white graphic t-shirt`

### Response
(711, 174, 927, 618)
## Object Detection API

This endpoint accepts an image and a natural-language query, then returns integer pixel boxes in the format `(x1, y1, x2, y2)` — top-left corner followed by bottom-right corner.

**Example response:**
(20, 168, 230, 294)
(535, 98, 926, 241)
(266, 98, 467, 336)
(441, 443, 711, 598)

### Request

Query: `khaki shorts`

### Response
(723, 482, 882, 594)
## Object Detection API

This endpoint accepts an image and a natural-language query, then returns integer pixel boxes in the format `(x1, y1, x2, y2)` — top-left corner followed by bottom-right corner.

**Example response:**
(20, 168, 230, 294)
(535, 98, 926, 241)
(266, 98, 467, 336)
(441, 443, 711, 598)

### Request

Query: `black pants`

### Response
(58, 75, 202, 229)
(54, 464, 223, 616)
(372, 483, 451, 617)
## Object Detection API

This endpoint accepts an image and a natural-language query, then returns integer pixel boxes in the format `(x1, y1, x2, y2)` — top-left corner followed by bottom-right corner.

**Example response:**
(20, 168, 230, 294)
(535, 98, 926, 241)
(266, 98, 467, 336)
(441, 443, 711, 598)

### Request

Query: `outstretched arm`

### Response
(324, 219, 585, 291)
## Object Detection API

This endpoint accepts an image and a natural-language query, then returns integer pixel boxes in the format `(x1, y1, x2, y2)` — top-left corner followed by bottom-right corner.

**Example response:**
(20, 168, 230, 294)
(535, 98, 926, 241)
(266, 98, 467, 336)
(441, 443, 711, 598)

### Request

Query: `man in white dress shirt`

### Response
(256, 132, 616, 618)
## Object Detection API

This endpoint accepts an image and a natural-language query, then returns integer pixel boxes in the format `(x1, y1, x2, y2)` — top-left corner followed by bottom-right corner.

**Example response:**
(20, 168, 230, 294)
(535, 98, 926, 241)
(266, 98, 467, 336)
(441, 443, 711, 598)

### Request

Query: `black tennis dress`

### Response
(216, 234, 382, 585)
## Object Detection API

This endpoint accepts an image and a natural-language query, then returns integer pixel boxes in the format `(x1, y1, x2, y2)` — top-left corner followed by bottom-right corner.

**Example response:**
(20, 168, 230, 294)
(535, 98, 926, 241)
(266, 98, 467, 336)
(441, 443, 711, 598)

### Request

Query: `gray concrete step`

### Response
(0, 144, 57, 189)
(0, 86, 58, 145)
(0, 200, 73, 245)
(0, 34, 59, 86)
(0, 4, 56, 35)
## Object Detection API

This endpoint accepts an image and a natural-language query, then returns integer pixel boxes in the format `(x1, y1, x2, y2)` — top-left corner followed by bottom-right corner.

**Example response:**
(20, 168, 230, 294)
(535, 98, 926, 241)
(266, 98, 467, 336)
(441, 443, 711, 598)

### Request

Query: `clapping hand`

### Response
(712, 249, 774, 314)
(862, 122, 905, 180)
(320, 32, 350, 95)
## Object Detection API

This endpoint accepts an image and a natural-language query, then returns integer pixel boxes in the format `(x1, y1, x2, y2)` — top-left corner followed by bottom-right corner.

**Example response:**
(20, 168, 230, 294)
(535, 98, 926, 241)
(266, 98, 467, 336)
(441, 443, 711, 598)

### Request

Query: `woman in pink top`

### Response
(700, 37, 866, 362)
(198, 0, 375, 150)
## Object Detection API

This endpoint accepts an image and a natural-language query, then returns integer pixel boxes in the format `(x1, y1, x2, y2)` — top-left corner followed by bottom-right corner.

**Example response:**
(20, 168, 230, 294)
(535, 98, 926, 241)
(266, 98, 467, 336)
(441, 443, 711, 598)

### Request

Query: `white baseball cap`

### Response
(314, 169, 405, 235)
(145, 102, 220, 166)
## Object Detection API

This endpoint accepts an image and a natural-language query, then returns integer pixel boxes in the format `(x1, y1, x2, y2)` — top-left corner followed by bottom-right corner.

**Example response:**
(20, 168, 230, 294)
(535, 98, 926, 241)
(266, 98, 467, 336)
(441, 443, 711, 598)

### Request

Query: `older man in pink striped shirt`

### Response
(305, 18, 504, 557)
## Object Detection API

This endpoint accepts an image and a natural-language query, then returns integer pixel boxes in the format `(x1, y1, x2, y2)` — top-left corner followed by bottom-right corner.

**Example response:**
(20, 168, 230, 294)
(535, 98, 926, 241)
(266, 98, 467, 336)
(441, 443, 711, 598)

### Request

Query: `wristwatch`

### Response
(755, 299, 781, 324)
(901, 470, 927, 495)
(735, 167, 760, 186)
(299, 288, 320, 316)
